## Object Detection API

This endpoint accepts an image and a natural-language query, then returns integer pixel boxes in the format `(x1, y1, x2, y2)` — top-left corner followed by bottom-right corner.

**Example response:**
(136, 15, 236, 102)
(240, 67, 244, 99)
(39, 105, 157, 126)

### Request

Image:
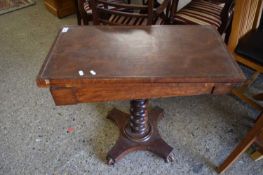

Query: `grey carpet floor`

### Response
(0, 0, 263, 174)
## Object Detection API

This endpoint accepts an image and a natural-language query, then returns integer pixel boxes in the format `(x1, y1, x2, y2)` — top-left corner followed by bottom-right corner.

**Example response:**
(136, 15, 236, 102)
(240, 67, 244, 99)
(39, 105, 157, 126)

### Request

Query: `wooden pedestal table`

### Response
(36, 26, 245, 165)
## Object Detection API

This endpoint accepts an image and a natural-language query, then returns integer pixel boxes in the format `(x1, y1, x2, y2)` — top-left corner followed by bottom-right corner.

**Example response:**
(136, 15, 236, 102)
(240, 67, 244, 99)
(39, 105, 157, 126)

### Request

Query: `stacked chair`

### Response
(228, 0, 263, 111)
(90, 0, 170, 25)
(217, 112, 263, 173)
(75, 0, 170, 25)
(169, 0, 234, 37)
(75, 0, 234, 31)
(217, 0, 263, 173)
(75, 0, 128, 25)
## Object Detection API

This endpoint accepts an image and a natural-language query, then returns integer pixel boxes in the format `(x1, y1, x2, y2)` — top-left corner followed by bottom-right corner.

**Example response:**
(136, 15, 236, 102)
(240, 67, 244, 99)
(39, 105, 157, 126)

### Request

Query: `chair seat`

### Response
(83, 0, 126, 14)
(108, 14, 165, 25)
(173, 0, 223, 29)
(236, 30, 263, 65)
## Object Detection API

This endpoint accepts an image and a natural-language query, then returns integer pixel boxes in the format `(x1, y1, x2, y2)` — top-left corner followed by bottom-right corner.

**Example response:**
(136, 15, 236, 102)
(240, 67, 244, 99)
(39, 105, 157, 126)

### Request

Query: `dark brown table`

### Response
(37, 25, 245, 165)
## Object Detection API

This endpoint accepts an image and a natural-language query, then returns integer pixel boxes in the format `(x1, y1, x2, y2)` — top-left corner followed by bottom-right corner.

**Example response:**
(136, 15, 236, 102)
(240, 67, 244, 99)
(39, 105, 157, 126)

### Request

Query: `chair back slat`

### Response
(99, 18, 131, 25)
(97, 0, 148, 9)
(90, 0, 157, 25)
(97, 7, 148, 17)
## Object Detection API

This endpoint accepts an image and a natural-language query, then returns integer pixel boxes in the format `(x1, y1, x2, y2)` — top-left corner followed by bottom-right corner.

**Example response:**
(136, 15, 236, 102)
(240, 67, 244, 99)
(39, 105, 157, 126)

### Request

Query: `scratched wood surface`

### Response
(37, 25, 245, 87)
(36, 25, 245, 104)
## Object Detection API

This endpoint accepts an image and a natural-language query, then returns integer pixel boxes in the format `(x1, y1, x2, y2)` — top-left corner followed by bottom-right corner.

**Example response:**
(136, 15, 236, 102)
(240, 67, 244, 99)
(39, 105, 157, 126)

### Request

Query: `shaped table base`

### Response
(106, 99, 174, 165)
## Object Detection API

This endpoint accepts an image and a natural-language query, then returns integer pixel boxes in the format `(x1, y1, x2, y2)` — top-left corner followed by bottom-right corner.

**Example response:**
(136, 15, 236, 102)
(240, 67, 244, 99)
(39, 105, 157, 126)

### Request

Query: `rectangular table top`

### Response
(37, 25, 245, 87)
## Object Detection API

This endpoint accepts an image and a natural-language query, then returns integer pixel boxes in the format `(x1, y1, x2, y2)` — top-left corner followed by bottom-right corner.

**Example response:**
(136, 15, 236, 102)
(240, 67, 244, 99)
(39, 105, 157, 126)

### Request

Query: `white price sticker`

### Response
(78, 70, 84, 76)
(62, 27, 69, 33)
(90, 70, 96, 75)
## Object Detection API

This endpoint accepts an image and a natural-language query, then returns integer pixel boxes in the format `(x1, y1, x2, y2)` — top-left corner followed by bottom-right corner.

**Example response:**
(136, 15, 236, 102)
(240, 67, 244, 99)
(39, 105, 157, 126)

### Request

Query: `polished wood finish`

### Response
(217, 112, 263, 174)
(227, 0, 263, 110)
(127, 100, 150, 137)
(49, 82, 233, 105)
(44, 0, 77, 18)
(37, 25, 245, 164)
(37, 26, 244, 88)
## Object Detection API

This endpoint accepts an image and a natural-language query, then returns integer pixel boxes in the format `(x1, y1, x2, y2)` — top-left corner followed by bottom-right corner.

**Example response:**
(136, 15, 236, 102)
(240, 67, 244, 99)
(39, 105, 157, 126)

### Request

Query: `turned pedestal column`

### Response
(106, 99, 174, 165)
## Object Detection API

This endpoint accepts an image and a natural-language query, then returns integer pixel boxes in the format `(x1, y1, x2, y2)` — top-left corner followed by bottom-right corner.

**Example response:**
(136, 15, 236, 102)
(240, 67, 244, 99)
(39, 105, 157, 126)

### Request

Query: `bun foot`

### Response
(106, 156, 115, 165)
(165, 152, 175, 163)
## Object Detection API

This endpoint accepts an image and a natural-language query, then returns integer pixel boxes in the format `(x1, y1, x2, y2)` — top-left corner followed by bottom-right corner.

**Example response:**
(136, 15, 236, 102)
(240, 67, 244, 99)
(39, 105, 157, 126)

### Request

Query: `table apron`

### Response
(49, 82, 235, 105)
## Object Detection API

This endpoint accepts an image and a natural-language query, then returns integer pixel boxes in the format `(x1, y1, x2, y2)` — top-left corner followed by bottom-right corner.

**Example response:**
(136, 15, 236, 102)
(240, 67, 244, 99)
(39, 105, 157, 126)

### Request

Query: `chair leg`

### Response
(217, 113, 263, 174)
(232, 71, 263, 111)
(251, 130, 263, 161)
(224, 21, 232, 44)
(76, 11, 81, 25)
(253, 93, 263, 101)
(240, 72, 260, 90)
(79, 13, 91, 25)
(232, 89, 263, 111)
(216, 135, 257, 173)
(74, 0, 81, 25)
(251, 150, 263, 161)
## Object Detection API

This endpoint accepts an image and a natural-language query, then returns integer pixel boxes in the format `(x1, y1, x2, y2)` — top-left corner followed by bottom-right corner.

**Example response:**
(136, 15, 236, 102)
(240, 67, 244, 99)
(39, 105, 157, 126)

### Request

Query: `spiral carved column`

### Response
(124, 99, 152, 142)
(106, 99, 174, 165)
(130, 100, 149, 133)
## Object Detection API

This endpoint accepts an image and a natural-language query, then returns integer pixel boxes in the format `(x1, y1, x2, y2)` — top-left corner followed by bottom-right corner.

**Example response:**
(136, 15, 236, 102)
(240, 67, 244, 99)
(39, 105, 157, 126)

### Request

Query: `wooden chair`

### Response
(217, 112, 263, 174)
(90, 0, 170, 25)
(217, 112, 263, 173)
(169, 0, 234, 36)
(217, 2, 263, 173)
(75, 0, 128, 25)
(227, 0, 263, 111)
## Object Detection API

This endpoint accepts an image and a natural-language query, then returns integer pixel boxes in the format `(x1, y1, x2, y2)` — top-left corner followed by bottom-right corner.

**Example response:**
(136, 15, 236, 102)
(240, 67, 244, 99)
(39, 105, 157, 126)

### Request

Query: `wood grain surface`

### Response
(36, 25, 245, 104)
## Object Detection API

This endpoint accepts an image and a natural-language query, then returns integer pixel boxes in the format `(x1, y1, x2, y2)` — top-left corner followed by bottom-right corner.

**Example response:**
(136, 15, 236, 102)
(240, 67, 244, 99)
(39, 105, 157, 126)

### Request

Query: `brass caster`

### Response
(106, 156, 115, 165)
(165, 152, 175, 163)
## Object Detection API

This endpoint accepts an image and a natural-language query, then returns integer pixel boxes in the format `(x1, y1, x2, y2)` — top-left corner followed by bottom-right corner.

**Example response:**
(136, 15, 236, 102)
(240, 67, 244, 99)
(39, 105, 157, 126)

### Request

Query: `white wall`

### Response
(178, 0, 191, 9)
